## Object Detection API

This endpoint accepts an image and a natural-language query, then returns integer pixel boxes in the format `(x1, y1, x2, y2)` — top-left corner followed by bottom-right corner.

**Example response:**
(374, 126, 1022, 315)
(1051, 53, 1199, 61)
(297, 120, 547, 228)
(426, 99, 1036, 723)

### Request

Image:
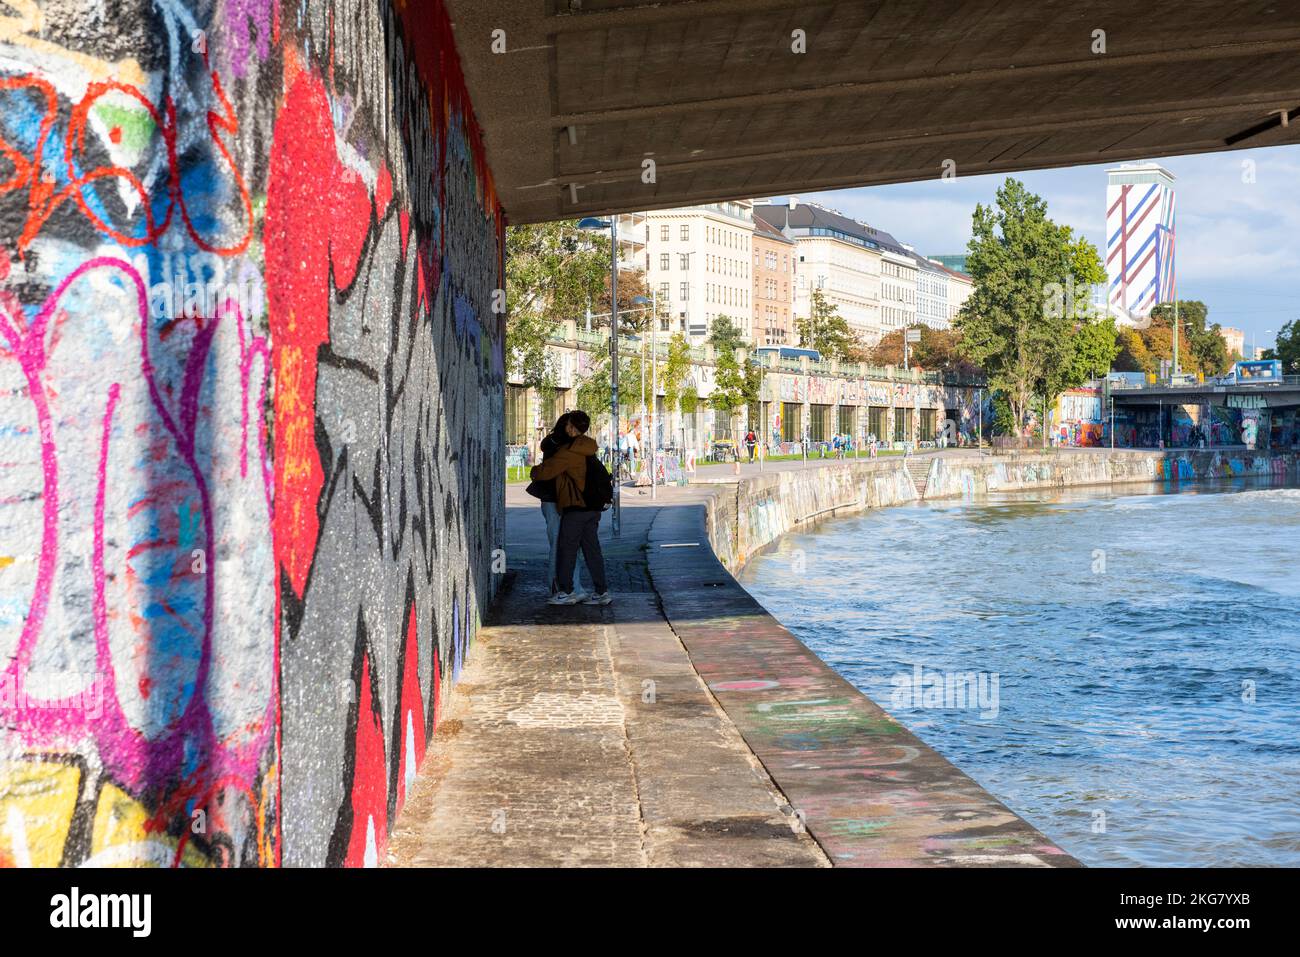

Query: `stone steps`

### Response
(905, 457, 931, 498)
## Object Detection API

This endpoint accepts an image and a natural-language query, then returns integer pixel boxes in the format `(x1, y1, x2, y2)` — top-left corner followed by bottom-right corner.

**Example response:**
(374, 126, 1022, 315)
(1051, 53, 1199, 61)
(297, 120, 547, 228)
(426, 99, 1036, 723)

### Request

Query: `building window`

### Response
(809, 404, 831, 443)
(680, 225, 690, 242)
(868, 407, 888, 443)
(894, 408, 913, 444)
(679, 253, 690, 270)
(660, 253, 670, 271)
(660, 224, 669, 241)
(504, 385, 529, 446)
(838, 406, 857, 437)
(781, 403, 802, 443)
(680, 282, 689, 301)
(659, 282, 670, 303)
(919, 409, 937, 442)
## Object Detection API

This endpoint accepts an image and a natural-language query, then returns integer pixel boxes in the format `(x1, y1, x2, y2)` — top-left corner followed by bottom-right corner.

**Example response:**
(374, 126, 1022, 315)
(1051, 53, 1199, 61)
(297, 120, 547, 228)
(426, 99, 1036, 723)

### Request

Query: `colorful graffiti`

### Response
(2, 0, 503, 867)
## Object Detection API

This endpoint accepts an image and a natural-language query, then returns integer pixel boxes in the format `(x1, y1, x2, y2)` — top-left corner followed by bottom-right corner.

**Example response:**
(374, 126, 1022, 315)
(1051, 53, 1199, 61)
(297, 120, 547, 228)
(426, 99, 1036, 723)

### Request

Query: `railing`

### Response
(1108, 373, 1300, 391)
(538, 322, 986, 387)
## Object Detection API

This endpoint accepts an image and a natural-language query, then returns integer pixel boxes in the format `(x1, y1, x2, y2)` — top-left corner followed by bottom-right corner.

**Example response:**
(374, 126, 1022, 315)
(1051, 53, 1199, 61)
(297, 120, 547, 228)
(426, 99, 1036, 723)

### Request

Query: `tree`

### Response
(710, 346, 748, 440)
(576, 349, 644, 432)
(505, 220, 650, 332)
(1149, 300, 1229, 376)
(708, 315, 745, 353)
(797, 289, 858, 360)
(1192, 324, 1230, 376)
(606, 269, 652, 334)
(1262, 320, 1300, 374)
(743, 354, 765, 431)
(1113, 302, 1230, 378)
(868, 324, 981, 378)
(1064, 313, 1121, 384)
(956, 177, 1106, 439)
(1114, 327, 1154, 374)
(506, 220, 609, 323)
(504, 307, 558, 398)
(661, 332, 695, 447)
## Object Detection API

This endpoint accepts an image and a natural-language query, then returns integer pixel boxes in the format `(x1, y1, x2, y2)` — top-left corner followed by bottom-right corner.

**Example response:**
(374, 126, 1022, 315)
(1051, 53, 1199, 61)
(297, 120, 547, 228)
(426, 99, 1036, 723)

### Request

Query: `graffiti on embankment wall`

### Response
(703, 450, 1299, 576)
(1, 0, 504, 866)
(924, 449, 1298, 500)
(703, 460, 917, 571)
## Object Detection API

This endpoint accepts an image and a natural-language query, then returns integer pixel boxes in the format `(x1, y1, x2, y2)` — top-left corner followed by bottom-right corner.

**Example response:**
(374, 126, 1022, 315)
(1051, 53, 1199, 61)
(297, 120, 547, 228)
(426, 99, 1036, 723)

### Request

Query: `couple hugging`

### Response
(526, 410, 614, 606)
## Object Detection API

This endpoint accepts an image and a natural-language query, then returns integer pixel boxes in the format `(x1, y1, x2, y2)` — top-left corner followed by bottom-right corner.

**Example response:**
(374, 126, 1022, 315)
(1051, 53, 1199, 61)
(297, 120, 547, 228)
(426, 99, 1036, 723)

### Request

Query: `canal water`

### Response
(737, 478, 1300, 867)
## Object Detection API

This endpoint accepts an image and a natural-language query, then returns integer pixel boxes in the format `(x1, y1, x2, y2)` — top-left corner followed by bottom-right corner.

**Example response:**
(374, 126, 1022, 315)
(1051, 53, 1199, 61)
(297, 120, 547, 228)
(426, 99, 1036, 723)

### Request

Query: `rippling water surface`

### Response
(738, 478, 1300, 866)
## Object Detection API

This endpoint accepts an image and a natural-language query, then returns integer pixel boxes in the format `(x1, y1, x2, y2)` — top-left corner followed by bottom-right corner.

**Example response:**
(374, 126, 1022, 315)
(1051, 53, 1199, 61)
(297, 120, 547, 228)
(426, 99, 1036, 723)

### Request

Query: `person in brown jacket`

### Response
(529, 410, 611, 605)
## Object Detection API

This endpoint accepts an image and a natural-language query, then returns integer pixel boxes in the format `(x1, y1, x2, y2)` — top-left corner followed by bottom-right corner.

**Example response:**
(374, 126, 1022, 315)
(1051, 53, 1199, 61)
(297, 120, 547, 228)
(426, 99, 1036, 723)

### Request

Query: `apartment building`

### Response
(752, 217, 797, 345)
(1220, 326, 1245, 359)
(934, 261, 974, 325)
(913, 253, 950, 330)
(753, 200, 888, 345)
(644, 200, 755, 341)
(879, 240, 917, 333)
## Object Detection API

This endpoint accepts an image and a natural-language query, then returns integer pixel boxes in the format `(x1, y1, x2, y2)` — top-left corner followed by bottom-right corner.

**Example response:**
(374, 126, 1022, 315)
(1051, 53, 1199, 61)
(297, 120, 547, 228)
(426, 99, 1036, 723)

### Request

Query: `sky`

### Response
(767, 144, 1300, 354)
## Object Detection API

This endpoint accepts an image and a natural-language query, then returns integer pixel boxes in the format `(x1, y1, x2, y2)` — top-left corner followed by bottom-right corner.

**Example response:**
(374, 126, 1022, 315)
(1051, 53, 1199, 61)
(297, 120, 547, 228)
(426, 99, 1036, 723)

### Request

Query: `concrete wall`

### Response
(0, 0, 504, 867)
(701, 450, 1298, 575)
(701, 460, 917, 570)
(923, 448, 1297, 500)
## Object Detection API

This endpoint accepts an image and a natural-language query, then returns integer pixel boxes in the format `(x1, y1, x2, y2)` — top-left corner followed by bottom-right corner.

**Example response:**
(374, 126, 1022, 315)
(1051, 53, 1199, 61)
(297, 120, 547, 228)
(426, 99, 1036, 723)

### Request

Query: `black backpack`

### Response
(582, 455, 614, 511)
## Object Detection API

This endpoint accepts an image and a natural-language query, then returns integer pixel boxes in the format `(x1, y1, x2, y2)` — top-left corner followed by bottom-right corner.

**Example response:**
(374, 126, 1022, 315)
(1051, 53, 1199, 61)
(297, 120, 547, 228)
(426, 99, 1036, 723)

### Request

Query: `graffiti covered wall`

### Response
(1, 0, 504, 867)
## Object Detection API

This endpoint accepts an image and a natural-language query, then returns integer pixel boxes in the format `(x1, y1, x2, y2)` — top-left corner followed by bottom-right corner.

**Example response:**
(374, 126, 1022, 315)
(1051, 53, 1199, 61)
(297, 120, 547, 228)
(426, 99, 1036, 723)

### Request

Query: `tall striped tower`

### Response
(1105, 163, 1176, 324)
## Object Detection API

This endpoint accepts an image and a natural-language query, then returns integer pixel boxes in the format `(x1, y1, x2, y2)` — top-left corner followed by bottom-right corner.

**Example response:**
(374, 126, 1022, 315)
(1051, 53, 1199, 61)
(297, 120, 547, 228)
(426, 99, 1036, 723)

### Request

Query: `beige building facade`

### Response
(644, 200, 755, 342)
(752, 218, 797, 345)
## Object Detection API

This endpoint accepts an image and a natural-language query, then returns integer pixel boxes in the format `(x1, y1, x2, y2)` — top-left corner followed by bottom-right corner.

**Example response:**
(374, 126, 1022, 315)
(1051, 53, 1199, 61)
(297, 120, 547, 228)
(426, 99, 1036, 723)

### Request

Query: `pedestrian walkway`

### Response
(389, 456, 1077, 867)
(387, 487, 827, 866)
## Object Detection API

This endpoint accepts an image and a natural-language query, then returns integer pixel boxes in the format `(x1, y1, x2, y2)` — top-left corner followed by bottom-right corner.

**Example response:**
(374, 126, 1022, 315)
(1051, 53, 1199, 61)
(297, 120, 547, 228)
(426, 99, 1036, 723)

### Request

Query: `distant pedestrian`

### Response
(745, 429, 757, 462)
(529, 410, 612, 606)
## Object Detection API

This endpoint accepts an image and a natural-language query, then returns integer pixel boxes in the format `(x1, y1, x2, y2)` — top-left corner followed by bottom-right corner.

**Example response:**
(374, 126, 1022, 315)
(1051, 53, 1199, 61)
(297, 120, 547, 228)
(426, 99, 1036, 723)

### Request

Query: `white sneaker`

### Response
(583, 592, 613, 605)
(548, 591, 584, 605)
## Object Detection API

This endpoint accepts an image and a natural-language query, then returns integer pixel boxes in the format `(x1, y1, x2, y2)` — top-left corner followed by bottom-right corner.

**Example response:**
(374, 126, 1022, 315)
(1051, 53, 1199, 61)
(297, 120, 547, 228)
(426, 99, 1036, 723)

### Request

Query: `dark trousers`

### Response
(555, 509, 608, 594)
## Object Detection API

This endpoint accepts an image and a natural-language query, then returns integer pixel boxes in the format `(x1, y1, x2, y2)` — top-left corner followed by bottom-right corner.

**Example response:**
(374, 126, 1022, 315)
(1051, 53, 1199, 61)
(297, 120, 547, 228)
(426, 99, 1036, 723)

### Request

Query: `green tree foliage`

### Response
(504, 307, 557, 395)
(797, 289, 858, 360)
(576, 348, 644, 423)
(743, 354, 765, 427)
(662, 332, 694, 415)
(1064, 313, 1122, 384)
(707, 314, 745, 353)
(507, 220, 608, 321)
(1262, 320, 1300, 374)
(710, 346, 748, 438)
(956, 178, 1108, 437)
(505, 220, 650, 333)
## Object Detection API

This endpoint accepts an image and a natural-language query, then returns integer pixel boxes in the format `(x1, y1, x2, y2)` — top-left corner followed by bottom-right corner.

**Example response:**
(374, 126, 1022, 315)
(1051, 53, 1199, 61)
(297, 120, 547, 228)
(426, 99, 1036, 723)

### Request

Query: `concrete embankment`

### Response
(696, 448, 1298, 573)
(645, 447, 1296, 866)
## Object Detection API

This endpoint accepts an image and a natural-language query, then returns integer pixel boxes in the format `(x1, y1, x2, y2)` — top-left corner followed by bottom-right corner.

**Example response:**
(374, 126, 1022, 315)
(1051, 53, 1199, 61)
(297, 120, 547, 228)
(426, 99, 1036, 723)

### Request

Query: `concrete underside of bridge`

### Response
(442, 0, 1300, 224)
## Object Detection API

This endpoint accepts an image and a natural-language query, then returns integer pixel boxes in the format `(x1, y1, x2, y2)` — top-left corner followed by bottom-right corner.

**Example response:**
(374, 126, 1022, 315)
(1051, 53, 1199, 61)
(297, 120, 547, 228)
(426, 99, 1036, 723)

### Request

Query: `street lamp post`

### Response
(578, 216, 621, 537)
(631, 293, 657, 499)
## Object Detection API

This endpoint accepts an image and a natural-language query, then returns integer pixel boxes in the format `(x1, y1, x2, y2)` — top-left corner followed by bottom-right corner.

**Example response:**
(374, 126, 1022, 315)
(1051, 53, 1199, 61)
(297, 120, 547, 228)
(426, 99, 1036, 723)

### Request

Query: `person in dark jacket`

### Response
(529, 410, 610, 606)
(531, 413, 587, 597)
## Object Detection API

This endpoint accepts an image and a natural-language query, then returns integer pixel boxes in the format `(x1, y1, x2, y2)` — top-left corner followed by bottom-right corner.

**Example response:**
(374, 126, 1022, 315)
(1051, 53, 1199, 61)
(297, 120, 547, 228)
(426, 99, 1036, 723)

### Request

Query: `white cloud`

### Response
(795, 146, 1300, 340)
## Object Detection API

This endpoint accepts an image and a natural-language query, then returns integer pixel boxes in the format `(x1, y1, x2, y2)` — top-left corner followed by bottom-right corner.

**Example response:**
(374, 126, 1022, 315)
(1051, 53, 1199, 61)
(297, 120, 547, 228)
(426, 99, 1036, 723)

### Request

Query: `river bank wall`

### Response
(696, 449, 1298, 572)
(638, 447, 1294, 865)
